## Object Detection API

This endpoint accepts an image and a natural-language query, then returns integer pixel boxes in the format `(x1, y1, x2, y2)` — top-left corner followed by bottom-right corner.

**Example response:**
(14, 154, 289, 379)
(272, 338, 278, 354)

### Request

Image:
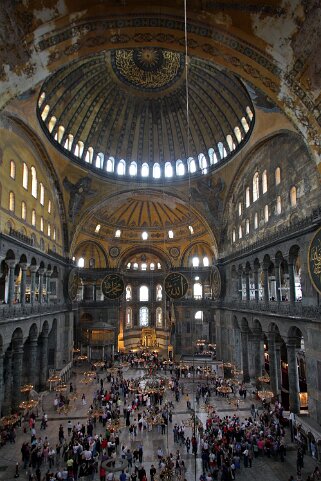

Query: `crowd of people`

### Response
(11, 359, 321, 481)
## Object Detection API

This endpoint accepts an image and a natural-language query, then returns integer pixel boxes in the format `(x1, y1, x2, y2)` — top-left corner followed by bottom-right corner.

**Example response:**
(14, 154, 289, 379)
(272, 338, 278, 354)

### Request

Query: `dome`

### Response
(38, 48, 254, 181)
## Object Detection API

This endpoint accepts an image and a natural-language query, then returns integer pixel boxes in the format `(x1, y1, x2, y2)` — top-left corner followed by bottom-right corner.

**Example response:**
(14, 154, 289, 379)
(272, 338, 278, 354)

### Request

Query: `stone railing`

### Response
(9, 227, 34, 246)
(221, 299, 321, 319)
(0, 302, 68, 320)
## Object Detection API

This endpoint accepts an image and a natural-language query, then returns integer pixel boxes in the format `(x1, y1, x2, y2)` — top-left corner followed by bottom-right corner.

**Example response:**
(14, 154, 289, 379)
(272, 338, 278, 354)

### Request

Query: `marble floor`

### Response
(0, 366, 319, 480)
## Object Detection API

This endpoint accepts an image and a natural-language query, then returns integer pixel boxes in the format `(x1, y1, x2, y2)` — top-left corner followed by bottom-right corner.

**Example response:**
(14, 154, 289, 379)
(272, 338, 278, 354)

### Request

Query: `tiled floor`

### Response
(0, 366, 319, 480)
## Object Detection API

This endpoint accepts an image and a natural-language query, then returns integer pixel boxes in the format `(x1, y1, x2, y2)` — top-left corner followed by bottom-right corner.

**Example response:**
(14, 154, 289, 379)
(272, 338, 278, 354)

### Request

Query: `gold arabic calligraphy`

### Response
(102, 275, 124, 299)
(165, 273, 188, 299)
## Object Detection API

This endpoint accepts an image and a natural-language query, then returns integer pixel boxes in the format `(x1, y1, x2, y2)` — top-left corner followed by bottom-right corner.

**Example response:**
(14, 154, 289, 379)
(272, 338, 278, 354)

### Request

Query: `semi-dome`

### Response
(38, 48, 254, 181)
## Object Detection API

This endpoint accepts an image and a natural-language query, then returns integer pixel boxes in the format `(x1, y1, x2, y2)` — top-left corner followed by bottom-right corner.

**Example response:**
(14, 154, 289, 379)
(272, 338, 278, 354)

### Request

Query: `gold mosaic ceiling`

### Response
(37, 48, 254, 179)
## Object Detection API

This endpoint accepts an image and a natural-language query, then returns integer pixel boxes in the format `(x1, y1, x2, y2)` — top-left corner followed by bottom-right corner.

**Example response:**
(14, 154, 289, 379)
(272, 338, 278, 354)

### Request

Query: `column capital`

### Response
(38, 268, 46, 275)
(6, 259, 16, 269)
(29, 265, 38, 273)
(19, 262, 29, 271)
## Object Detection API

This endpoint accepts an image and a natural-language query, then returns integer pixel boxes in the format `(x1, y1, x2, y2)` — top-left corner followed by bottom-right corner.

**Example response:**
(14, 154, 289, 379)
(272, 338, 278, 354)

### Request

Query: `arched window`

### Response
(142, 231, 148, 240)
(126, 285, 132, 301)
(153, 163, 161, 178)
(74, 140, 84, 158)
(133, 262, 138, 270)
(106, 157, 114, 172)
(290, 186, 297, 207)
(156, 284, 162, 301)
(21, 201, 26, 220)
(193, 282, 203, 299)
(38, 92, 45, 108)
(31, 166, 37, 198)
(53, 228, 56, 241)
(129, 161, 137, 176)
(40, 216, 44, 232)
(39, 182, 44, 206)
(48, 116, 56, 133)
(139, 307, 149, 327)
(192, 256, 199, 267)
(64, 134, 74, 151)
(238, 202, 242, 217)
(203, 256, 209, 267)
(176, 160, 185, 175)
(126, 307, 132, 328)
(246, 219, 250, 234)
(253, 172, 259, 202)
(139, 285, 149, 302)
(262, 170, 268, 194)
(188, 157, 196, 173)
(85, 147, 94, 164)
(241, 116, 249, 133)
(164, 162, 173, 177)
(117, 159, 126, 175)
(48, 200, 52, 214)
(141, 263, 147, 271)
(264, 204, 269, 223)
(57, 125, 65, 144)
(276, 195, 282, 215)
(23, 163, 28, 189)
(226, 135, 234, 151)
(232, 229, 236, 243)
(254, 212, 258, 229)
(115, 229, 121, 238)
(245, 186, 250, 207)
(10, 160, 16, 179)
(127, 262, 131, 269)
(96, 153, 104, 169)
(9, 191, 15, 212)
(195, 310, 203, 321)
(150, 262, 155, 271)
(198, 153, 207, 173)
(32, 209, 36, 226)
(275, 167, 281, 185)
(157, 262, 162, 270)
(47, 223, 51, 237)
(41, 104, 50, 121)
(218, 142, 225, 159)
(168, 230, 174, 239)
(78, 257, 85, 268)
(156, 307, 162, 328)
(208, 148, 218, 165)
(246, 106, 253, 121)
(234, 126, 242, 143)
(239, 225, 242, 239)
(189, 225, 194, 235)
(141, 163, 149, 177)
(89, 258, 95, 268)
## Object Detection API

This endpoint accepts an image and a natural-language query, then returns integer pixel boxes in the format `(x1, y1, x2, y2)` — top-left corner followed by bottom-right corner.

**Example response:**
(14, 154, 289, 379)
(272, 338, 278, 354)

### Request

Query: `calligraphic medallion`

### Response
(308, 226, 321, 295)
(102, 274, 124, 299)
(164, 273, 188, 300)
(211, 266, 222, 300)
(68, 268, 79, 302)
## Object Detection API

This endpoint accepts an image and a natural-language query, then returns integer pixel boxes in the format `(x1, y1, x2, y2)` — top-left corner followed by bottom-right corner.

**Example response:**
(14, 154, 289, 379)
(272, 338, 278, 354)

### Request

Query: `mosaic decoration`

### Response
(68, 268, 79, 302)
(102, 274, 124, 299)
(112, 48, 184, 92)
(164, 272, 188, 299)
(169, 247, 180, 259)
(308, 227, 321, 296)
(211, 265, 222, 300)
(109, 246, 120, 258)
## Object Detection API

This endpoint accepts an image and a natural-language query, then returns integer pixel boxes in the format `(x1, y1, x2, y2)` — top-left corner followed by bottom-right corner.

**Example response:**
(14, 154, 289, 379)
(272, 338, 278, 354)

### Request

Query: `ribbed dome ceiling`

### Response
(38, 48, 254, 180)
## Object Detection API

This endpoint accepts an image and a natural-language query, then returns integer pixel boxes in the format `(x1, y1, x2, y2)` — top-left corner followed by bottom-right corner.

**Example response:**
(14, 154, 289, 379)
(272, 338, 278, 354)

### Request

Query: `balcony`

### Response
(0, 302, 69, 321)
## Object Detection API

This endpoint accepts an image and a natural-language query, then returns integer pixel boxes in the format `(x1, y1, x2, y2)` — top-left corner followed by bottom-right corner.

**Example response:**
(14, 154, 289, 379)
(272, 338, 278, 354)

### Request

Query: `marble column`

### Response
(268, 333, 278, 396)
(252, 331, 264, 379)
(45, 272, 51, 303)
(38, 268, 45, 304)
(30, 266, 37, 305)
(238, 272, 242, 300)
(2, 349, 12, 415)
(0, 352, 4, 416)
(19, 263, 28, 306)
(253, 269, 259, 302)
(12, 343, 24, 410)
(275, 264, 281, 303)
(287, 340, 300, 414)
(6, 260, 16, 307)
(39, 333, 49, 390)
(245, 270, 250, 301)
(288, 261, 296, 304)
(241, 330, 250, 382)
(263, 267, 269, 303)
(275, 342, 282, 394)
(28, 338, 38, 388)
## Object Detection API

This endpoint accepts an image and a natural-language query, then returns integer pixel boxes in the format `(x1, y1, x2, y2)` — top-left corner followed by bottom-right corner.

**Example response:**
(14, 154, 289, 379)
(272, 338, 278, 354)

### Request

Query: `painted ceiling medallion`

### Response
(112, 48, 184, 91)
